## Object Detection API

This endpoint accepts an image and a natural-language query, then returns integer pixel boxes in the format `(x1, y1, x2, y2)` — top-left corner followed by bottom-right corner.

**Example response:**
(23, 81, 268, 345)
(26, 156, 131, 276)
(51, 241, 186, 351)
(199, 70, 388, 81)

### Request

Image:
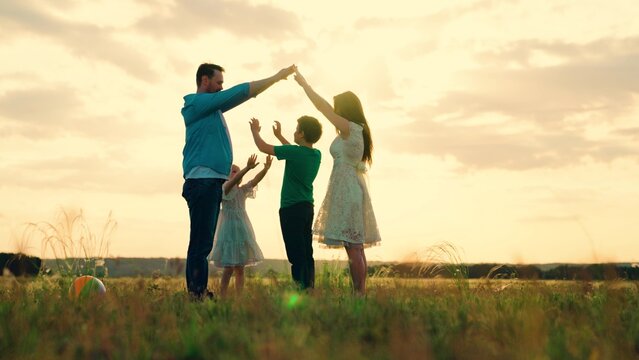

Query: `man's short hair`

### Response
(297, 116, 322, 144)
(196, 63, 225, 87)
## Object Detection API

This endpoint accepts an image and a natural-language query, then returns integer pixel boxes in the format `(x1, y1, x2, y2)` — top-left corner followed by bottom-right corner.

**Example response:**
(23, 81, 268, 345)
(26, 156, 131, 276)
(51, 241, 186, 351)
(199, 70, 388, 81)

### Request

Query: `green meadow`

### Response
(2, 274, 639, 359)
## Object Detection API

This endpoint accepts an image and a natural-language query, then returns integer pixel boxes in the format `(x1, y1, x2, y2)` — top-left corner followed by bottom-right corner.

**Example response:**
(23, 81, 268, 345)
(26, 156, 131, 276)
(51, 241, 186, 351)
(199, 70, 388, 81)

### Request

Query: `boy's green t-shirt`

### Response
(273, 145, 321, 208)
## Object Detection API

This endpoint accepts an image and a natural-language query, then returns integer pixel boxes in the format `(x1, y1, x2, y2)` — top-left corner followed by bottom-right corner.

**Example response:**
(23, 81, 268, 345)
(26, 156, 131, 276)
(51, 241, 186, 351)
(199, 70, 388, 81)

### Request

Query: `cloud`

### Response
(134, 0, 301, 41)
(520, 214, 581, 223)
(526, 186, 601, 205)
(0, 87, 150, 141)
(390, 118, 638, 170)
(0, 87, 81, 125)
(614, 127, 639, 141)
(390, 112, 639, 171)
(355, 0, 510, 58)
(0, 86, 86, 140)
(0, 155, 178, 194)
(270, 42, 316, 70)
(0, 1, 157, 81)
(388, 37, 639, 170)
(355, 0, 505, 30)
(358, 59, 397, 104)
(439, 56, 639, 128)
(475, 37, 639, 69)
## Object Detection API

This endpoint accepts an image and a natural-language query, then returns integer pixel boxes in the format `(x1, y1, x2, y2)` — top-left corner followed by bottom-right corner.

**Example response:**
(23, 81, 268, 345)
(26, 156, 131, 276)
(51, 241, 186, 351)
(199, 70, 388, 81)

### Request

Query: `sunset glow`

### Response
(1, 0, 638, 264)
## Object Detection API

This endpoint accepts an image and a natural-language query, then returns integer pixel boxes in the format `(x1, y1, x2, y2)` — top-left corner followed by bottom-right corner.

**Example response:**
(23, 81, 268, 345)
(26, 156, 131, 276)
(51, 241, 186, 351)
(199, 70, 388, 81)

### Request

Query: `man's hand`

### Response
(247, 154, 259, 169)
(278, 65, 296, 81)
(249, 117, 261, 133)
(264, 155, 273, 170)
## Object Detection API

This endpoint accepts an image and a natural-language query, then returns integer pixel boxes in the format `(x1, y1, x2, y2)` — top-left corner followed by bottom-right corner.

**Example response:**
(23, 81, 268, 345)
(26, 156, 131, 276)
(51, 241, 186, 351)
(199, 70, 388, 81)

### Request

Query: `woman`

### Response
(294, 69, 381, 294)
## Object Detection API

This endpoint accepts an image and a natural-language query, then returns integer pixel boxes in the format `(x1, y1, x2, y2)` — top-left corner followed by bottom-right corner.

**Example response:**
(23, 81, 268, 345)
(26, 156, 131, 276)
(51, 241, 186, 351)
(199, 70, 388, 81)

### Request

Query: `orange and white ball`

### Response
(68, 275, 106, 299)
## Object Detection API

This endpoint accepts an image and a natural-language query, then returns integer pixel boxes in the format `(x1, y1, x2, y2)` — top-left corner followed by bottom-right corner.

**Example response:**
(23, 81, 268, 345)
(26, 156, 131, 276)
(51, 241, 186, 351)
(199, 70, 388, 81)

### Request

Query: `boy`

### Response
(249, 116, 322, 289)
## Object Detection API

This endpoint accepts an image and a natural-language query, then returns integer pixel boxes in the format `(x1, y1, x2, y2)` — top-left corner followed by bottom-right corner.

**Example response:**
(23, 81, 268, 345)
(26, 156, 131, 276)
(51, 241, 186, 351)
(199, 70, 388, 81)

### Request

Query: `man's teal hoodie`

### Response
(181, 83, 251, 178)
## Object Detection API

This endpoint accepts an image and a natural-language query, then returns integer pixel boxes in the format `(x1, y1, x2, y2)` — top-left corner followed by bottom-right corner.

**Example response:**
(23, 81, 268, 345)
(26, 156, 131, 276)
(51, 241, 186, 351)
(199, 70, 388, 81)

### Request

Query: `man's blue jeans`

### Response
(182, 178, 224, 296)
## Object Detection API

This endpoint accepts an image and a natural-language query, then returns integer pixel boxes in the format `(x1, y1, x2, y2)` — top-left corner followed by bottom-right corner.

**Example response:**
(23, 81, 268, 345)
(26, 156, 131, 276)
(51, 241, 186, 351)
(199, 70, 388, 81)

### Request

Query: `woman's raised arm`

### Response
(294, 70, 350, 137)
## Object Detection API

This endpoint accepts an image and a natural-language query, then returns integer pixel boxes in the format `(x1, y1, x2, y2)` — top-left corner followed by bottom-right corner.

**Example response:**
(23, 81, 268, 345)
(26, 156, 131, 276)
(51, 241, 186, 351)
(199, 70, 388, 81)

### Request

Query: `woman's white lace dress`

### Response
(313, 122, 381, 248)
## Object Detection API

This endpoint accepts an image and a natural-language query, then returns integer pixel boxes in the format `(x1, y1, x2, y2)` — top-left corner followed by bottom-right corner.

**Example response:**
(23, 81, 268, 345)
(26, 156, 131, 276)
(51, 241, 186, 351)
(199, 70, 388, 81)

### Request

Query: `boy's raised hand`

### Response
(264, 155, 273, 170)
(247, 154, 259, 169)
(249, 117, 261, 133)
(272, 121, 282, 137)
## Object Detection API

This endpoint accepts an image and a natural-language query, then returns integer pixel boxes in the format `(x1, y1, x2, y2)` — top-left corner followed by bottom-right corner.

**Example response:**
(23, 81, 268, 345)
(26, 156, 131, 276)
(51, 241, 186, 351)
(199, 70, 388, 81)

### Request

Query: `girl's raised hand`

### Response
(272, 121, 282, 137)
(264, 155, 273, 170)
(247, 154, 259, 169)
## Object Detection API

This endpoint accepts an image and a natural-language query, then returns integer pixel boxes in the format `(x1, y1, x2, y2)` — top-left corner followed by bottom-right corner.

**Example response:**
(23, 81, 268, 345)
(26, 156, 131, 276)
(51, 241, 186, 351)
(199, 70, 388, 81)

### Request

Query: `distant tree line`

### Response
(3, 254, 639, 281)
(368, 263, 639, 280)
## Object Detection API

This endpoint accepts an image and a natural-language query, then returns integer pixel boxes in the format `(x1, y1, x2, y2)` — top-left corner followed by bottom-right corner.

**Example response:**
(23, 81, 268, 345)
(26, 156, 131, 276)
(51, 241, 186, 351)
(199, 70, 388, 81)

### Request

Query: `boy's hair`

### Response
(196, 63, 225, 87)
(297, 116, 322, 144)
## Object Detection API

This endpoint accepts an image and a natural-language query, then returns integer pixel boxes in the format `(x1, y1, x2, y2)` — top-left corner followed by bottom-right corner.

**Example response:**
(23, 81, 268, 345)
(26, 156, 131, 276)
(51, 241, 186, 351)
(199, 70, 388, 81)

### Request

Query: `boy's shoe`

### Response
(189, 290, 216, 302)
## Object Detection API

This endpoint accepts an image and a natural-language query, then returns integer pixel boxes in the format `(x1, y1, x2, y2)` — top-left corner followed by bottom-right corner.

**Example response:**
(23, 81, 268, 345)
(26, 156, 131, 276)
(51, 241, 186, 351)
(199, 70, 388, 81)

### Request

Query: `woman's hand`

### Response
(277, 65, 296, 81)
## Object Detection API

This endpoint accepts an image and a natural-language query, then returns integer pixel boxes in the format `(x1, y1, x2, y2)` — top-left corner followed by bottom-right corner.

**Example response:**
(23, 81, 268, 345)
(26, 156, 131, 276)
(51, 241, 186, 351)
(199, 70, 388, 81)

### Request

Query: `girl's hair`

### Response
(333, 91, 373, 165)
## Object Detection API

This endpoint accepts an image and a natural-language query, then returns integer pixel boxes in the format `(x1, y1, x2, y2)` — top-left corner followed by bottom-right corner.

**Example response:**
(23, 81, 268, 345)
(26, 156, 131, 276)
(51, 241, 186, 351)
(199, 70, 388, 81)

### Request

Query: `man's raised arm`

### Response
(249, 65, 296, 98)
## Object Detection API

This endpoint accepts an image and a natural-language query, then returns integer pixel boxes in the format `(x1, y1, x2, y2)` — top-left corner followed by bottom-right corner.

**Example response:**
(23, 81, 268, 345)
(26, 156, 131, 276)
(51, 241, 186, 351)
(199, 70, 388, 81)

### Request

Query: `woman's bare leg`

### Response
(345, 244, 366, 294)
(220, 267, 233, 296)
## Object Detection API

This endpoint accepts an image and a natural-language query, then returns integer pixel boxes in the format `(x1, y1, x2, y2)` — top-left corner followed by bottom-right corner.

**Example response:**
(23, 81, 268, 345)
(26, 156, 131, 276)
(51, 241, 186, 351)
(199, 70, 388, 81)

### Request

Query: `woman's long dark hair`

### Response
(333, 91, 373, 165)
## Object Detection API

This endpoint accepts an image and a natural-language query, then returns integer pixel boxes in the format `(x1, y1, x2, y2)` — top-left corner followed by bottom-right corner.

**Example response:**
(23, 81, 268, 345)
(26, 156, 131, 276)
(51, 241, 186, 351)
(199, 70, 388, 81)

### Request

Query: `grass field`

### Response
(1, 274, 639, 359)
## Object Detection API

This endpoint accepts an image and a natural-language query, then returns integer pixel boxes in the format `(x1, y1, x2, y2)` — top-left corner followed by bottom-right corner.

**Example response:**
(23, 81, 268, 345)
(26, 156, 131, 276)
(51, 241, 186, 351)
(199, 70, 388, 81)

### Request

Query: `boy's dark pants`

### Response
(182, 178, 224, 297)
(279, 202, 315, 289)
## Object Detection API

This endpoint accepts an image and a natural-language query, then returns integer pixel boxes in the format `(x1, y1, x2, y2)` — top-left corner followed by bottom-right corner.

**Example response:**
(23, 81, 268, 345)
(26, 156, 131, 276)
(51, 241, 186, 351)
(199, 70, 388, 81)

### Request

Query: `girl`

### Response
(293, 69, 381, 294)
(209, 154, 272, 295)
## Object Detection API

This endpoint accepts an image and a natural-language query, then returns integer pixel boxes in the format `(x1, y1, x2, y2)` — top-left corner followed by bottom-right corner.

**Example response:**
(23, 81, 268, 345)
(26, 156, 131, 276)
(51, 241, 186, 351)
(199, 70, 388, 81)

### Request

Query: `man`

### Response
(181, 63, 295, 300)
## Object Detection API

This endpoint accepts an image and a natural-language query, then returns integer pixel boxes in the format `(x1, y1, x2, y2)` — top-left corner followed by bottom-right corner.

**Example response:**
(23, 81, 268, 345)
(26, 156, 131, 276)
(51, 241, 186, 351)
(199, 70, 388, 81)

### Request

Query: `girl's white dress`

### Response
(313, 122, 381, 248)
(209, 185, 264, 267)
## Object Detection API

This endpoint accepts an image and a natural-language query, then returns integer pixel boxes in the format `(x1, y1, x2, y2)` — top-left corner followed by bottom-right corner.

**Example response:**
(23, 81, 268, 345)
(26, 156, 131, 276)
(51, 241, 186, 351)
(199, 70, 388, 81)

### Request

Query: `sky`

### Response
(1, 0, 638, 264)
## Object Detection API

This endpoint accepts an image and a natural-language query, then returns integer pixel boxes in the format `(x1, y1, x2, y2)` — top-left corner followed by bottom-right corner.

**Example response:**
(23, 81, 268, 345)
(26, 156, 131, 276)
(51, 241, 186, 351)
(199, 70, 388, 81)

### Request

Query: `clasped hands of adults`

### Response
(279, 65, 307, 87)
(249, 65, 308, 141)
